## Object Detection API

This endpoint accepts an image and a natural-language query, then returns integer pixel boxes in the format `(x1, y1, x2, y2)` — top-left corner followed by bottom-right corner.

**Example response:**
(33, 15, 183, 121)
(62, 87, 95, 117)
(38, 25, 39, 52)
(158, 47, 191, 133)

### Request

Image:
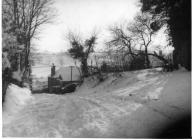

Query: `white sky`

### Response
(34, 0, 141, 52)
(33, 0, 172, 53)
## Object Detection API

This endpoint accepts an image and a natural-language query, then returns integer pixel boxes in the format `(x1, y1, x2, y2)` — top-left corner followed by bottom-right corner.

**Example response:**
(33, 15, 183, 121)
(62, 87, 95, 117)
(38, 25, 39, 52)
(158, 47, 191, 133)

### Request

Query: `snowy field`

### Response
(3, 68, 191, 138)
(31, 66, 51, 78)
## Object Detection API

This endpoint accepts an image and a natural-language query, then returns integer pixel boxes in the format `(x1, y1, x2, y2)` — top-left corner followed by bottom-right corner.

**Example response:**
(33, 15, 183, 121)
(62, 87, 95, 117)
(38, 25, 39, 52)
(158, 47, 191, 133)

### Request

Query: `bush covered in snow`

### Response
(3, 84, 33, 114)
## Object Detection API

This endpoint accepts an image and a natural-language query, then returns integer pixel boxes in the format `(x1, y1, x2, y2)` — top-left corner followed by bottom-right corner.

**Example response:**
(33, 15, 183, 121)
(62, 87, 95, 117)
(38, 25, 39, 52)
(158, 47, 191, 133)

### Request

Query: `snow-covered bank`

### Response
(3, 84, 34, 125)
(3, 68, 191, 138)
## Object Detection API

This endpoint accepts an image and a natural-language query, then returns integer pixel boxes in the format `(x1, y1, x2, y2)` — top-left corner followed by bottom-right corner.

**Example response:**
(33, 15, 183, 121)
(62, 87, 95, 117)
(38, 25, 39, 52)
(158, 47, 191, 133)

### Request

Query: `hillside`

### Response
(32, 52, 79, 66)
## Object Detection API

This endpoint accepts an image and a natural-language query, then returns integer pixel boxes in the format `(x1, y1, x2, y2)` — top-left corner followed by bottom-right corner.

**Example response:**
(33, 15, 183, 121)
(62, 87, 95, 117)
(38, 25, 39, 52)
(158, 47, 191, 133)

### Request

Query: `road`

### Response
(3, 69, 191, 138)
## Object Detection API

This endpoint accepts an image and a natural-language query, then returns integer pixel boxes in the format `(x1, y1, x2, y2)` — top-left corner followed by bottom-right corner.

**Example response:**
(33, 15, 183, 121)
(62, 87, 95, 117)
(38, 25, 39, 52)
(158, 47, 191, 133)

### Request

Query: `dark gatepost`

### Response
(71, 66, 73, 81)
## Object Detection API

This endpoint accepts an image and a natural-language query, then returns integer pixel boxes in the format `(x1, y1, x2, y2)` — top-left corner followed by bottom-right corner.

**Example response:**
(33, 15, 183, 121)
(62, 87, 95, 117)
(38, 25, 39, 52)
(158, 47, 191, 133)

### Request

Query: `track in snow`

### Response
(3, 69, 177, 137)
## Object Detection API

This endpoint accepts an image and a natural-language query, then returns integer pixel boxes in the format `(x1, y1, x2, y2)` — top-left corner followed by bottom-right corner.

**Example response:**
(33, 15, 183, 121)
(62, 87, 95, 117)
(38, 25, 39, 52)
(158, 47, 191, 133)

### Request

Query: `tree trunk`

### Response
(172, 49, 179, 69)
(81, 58, 89, 77)
(145, 46, 150, 68)
(23, 40, 31, 81)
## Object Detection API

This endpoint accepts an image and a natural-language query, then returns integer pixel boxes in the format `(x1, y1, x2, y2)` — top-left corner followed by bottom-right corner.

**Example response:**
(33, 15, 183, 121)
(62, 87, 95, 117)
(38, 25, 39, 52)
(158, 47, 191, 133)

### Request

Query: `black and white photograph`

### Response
(2, 0, 191, 138)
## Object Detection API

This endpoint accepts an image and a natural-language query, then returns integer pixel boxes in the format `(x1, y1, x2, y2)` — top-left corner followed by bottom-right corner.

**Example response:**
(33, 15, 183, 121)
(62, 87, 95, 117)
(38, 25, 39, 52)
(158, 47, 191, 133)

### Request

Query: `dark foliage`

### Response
(2, 68, 12, 103)
(68, 42, 84, 59)
(140, 0, 191, 70)
(68, 34, 97, 77)
(61, 83, 77, 94)
(100, 61, 108, 72)
(129, 55, 146, 70)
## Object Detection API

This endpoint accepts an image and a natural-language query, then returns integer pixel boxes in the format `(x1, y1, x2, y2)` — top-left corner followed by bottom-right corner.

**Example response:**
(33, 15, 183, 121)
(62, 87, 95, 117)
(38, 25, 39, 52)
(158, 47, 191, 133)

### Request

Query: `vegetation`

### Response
(2, 0, 55, 102)
(129, 54, 146, 70)
(128, 13, 156, 68)
(106, 12, 168, 70)
(67, 32, 97, 77)
(140, 0, 191, 70)
(2, 0, 54, 79)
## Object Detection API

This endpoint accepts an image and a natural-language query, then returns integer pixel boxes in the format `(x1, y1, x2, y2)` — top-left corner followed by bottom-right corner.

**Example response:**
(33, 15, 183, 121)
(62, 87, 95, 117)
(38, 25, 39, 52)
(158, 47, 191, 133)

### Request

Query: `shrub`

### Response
(100, 61, 108, 72)
(129, 55, 146, 70)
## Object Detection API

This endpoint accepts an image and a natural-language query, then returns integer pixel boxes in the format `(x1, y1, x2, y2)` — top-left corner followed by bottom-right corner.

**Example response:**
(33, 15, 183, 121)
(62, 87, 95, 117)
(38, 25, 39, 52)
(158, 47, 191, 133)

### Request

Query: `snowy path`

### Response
(3, 69, 190, 137)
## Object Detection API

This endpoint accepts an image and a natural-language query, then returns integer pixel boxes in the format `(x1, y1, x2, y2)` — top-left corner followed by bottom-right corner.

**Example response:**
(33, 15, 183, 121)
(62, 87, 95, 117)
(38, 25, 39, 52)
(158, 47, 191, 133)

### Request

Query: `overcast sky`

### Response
(34, 0, 172, 53)
(34, 0, 141, 52)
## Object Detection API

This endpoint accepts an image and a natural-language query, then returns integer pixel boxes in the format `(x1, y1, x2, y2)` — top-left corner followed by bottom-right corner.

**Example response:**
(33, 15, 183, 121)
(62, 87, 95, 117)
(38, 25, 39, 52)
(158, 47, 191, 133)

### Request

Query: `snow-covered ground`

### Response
(3, 68, 191, 138)
(32, 66, 51, 78)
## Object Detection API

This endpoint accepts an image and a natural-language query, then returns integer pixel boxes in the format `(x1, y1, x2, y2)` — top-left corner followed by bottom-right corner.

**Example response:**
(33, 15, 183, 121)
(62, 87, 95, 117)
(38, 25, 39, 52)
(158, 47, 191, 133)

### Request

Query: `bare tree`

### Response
(67, 32, 97, 77)
(106, 13, 169, 69)
(128, 12, 155, 68)
(106, 24, 136, 60)
(2, 0, 54, 79)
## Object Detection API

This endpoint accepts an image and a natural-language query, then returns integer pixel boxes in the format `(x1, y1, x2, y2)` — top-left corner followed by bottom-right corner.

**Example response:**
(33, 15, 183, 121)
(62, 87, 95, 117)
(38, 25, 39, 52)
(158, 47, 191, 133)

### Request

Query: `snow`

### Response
(32, 66, 51, 78)
(4, 84, 33, 109)
(3, 84, 34, 125)
(2, 68, 191, 137)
